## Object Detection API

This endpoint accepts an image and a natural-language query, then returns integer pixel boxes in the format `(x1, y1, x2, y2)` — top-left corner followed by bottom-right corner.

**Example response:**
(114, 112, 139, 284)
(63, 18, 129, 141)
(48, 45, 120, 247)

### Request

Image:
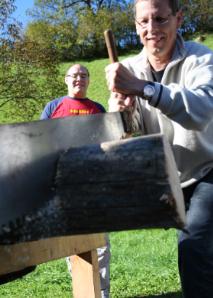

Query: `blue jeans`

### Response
(178, 169, 213, 298)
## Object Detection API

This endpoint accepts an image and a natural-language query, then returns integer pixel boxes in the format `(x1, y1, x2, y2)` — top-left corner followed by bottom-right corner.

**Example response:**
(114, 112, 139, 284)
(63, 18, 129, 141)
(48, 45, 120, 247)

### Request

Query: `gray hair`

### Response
(134, 0, 181, 16)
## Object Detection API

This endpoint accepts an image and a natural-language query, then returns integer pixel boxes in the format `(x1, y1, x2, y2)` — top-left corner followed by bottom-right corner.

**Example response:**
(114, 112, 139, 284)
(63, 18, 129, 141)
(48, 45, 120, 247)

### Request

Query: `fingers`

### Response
(105, 63, 138, 112)
(105, 62, 130, 94)
(108, 93, 124, 112)
(108, 92, 135, 112)
(105, 63, 120, 93)
(124, 96, 135, 107)
(105, 62, 141, 95)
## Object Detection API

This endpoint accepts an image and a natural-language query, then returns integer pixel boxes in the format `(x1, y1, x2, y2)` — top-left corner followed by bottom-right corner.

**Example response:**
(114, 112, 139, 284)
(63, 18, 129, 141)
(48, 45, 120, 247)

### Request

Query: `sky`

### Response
(13, 0, 35, 27)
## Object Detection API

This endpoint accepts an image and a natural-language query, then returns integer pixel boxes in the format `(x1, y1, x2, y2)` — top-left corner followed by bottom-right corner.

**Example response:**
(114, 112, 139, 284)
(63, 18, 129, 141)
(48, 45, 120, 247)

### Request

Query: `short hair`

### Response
(168, 0, 181, 15)
(134, 0, 181, 16)
(65, 64, 90, 77)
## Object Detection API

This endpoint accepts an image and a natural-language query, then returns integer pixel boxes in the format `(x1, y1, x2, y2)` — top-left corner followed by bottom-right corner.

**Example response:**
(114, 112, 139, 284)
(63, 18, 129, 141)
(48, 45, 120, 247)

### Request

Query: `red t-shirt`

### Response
(40, 96, 105, 119)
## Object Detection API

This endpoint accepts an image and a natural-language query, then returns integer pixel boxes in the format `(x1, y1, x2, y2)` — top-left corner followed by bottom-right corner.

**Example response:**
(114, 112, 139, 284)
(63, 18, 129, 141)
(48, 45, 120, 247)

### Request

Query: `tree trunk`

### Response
(55, 134, 185, 232)
(0, 133, 186, 244)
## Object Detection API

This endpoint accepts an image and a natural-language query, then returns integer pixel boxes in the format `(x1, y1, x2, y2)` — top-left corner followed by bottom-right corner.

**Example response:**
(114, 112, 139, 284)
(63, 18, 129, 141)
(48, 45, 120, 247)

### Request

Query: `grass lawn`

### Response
(0, 229, 181, 298)
(193, 32, 213, 49)
(0, 33, 212, 297)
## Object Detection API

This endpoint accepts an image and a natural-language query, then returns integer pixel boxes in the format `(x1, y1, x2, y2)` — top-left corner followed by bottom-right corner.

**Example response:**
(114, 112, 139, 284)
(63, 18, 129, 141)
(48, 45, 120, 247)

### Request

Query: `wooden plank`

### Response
(70, 250, 101, 298)
(0, 234, 106, 275)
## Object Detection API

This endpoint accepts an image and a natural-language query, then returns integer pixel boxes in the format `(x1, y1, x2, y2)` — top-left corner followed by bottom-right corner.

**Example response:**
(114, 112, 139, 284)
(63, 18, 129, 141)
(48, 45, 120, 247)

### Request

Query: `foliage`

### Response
(0, 0, 16, 31)
(0, 0, 64, 123)
(180, 0, 213, 36)
(25, 20, 78, 61)
(25, 0, 137, 60)
(29, 0, 130, 15)
(0, 39, 64, 122)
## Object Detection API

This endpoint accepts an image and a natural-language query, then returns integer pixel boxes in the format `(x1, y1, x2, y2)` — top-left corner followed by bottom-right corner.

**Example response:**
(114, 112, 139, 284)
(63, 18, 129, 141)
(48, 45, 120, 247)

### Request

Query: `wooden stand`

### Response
(0, 234, 106, 297)
(70, 250, 101, 298)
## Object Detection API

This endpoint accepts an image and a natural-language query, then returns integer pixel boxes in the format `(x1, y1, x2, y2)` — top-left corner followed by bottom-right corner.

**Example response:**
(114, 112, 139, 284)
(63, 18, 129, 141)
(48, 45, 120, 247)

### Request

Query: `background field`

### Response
(0, 34, 212, 298)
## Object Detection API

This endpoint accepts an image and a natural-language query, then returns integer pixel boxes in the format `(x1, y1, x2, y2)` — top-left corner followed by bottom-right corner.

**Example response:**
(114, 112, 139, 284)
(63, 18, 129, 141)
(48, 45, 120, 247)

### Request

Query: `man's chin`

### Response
(149, 46, 165, 57)
(73, 92, 86, 98)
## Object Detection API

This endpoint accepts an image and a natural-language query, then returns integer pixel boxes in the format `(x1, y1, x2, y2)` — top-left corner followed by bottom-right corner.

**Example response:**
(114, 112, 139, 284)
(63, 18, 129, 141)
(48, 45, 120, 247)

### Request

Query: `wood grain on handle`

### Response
(104, 29, 118, 63)
(104, 29, 135, 134)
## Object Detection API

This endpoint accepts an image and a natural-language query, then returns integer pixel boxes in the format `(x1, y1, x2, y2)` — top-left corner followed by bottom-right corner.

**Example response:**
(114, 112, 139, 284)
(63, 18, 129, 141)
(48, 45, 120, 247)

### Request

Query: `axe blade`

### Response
(0, 112, 125, 243)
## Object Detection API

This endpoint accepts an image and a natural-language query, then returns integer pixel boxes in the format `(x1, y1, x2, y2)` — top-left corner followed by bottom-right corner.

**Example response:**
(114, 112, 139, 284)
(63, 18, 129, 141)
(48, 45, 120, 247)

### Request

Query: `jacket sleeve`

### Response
(148, 49, 213, 131)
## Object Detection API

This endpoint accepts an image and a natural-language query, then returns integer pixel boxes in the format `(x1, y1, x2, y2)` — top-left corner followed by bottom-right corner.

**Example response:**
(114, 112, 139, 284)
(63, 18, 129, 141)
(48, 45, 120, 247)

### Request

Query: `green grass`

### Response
(0, 258, 72, 297)
(0, 229, 181, 298)
(0, 33, 212, 297)
(110, 229, 181, 298)
(193, 32, 213, 49)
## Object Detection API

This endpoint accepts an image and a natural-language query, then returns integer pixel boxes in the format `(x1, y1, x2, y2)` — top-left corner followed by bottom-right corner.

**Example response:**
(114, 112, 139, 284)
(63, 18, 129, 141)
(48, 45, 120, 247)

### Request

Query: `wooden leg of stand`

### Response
(70, 249, 101, 298)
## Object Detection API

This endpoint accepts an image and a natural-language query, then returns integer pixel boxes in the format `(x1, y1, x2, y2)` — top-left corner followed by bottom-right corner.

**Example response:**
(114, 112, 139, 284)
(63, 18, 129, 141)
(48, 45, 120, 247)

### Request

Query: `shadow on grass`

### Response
(129, 291, 182, 298)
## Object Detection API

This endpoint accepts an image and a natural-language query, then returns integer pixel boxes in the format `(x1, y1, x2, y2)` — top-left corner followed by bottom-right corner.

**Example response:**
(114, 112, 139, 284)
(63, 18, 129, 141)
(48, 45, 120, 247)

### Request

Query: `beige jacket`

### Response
(122, 34, 213, 187)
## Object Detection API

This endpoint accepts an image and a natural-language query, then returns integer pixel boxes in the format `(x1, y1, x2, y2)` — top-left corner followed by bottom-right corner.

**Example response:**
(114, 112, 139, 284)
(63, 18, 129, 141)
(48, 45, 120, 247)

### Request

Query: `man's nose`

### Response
(147, 19, 157, 31)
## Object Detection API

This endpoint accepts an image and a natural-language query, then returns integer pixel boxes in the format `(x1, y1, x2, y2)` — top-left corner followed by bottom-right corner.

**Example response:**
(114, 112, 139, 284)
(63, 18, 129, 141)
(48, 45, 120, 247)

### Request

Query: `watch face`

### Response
(144, 84, 155, 97)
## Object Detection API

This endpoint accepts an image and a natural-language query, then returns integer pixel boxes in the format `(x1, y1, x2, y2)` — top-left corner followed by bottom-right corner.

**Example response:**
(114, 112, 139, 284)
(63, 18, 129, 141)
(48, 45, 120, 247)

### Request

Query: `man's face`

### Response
(65, 64, 89, 98)
(135, 0, 182, 59)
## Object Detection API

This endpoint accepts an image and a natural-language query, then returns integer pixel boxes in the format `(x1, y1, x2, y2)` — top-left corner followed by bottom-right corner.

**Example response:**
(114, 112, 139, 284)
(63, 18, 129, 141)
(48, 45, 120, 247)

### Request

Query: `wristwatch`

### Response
(142, 83, 155, 100)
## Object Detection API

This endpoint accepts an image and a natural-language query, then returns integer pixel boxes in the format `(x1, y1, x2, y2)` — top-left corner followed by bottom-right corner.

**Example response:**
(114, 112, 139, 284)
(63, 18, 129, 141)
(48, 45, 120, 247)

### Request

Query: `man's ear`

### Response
(64, 77, 68, 85)
(176, 10, 183, 29)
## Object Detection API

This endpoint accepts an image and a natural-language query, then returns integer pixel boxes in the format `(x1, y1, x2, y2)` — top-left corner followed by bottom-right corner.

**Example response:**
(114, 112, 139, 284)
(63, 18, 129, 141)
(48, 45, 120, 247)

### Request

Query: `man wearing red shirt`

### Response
(41, 64, 105, 119)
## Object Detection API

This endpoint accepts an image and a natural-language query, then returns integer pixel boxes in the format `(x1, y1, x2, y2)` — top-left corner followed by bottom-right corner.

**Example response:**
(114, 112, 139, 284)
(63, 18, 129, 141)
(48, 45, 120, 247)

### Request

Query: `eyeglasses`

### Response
(66, 73, 88, 79)
(135, 13, 172, 29)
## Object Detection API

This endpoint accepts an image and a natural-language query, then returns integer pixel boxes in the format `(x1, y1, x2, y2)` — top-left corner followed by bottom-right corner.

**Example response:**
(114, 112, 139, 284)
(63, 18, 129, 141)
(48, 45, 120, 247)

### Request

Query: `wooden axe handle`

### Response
(104, 29, 134, 134)
(104, 29, 118, 63)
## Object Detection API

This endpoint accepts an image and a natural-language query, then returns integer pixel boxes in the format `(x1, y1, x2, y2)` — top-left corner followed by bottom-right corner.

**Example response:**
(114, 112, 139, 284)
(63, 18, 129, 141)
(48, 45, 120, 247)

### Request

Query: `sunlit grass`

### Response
(0, 229, 182, 298)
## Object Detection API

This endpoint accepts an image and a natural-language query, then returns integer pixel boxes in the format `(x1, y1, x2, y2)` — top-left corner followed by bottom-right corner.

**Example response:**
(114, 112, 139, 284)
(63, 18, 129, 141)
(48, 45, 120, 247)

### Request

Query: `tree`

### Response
(76, 4, 136, 58)
(0, 0, 64, 123)
(25, 20, 77, 61)
(181, 0, 213, 36)
(26, 0, 136, 59)
(29, 0, 130, 17)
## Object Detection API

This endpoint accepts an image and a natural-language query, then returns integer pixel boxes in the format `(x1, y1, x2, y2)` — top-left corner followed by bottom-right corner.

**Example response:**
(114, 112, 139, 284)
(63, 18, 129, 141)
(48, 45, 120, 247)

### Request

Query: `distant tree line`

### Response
(180, 0, 212, 37)
(24, 0, 138, 61)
